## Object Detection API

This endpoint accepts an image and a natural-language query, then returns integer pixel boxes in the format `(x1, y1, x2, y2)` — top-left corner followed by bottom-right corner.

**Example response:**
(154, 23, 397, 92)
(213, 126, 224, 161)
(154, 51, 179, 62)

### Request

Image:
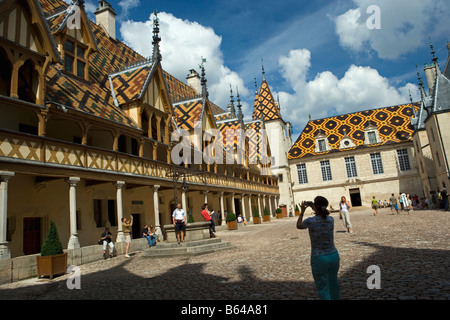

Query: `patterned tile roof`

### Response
(289, 103, 420, 160)
(41, 0, 147, 129)
(252, 80, 281, 122)
(173, 98, 205, 131)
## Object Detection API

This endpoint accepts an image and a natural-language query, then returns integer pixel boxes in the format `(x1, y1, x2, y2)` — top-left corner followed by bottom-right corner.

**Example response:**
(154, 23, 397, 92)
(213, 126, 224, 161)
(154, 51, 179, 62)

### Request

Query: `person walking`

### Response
(172, 203, 186, 244)
(339, 196, 353, 234)
(297, 196, 340, 300)
(389, 193, 399, 214)
(371, 196, 379, 216)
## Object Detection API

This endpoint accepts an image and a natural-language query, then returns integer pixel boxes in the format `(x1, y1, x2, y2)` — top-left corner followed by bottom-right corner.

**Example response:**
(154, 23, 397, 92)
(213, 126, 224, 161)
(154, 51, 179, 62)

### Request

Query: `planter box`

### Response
(36, 252, 67, 279)
(253, 217, 261, 224)
(227, 220, 238, 230)
(295, 211, 300, 216)
(263, 215, 271, 222)
(276, 213, 283, 219)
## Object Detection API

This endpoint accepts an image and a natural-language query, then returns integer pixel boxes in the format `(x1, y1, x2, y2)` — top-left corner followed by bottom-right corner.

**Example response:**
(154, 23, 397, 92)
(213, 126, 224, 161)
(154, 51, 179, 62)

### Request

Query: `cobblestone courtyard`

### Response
(0, 207, 449, 301)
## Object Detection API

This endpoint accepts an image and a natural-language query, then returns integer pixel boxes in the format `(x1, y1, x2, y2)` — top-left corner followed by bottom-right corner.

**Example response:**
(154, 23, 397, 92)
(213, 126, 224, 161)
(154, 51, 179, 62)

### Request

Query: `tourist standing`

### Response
(122, 216, 133, 258)
(297, 196, 340, 300)
(172, 203, 186, 244)
(201, 204, 217, 238)
(339, 196, 353, 234)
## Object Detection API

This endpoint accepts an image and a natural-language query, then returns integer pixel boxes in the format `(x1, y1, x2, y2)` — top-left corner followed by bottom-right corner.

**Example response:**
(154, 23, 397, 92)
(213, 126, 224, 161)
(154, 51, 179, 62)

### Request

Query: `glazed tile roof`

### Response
(252, 80, 281, 122)
(41, 0, 148, 129)
(173, 98, 205, 131)
(289, 103, 420, 160)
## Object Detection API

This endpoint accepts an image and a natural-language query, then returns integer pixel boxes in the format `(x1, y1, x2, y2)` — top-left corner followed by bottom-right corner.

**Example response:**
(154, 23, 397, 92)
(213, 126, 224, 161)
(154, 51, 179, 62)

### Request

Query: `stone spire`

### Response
(228, 85, 236, 116)
(236, 86, 244, 125)
(199, 57, 208, 99)
(152, 10, 162, 63)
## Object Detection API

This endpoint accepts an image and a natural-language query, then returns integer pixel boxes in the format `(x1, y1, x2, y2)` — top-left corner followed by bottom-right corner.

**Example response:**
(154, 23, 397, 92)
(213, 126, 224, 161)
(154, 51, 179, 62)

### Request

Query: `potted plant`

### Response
(276, 208, 283, 219)
(226, 212, 238, 230)
(263, 207, 271, 222)
(36, 220, 67, 279)
(252, 207, 261, 224)
(295, 204, 300, 216)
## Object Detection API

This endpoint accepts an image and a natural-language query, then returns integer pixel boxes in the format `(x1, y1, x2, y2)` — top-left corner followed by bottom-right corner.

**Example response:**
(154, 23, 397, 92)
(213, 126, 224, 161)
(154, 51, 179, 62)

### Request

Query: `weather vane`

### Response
(199, 56, 207, 70)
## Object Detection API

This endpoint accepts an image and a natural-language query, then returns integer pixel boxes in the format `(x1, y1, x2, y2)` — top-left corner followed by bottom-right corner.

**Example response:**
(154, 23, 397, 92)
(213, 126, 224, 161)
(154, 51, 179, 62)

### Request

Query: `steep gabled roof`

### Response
(252, 79, 281, 122)
(289, 103, 419, 160)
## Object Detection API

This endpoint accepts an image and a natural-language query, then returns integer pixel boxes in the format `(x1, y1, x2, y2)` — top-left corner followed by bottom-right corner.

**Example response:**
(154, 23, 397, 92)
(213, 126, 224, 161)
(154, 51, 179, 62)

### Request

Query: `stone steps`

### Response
(141, 238, 233, 258)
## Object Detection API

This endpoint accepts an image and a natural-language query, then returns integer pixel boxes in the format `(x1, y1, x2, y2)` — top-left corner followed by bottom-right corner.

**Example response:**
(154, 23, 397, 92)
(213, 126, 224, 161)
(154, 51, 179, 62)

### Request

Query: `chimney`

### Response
(424, 63, 437, 96)
(186, 69, 201, 95)
(94, 1, 117, 39)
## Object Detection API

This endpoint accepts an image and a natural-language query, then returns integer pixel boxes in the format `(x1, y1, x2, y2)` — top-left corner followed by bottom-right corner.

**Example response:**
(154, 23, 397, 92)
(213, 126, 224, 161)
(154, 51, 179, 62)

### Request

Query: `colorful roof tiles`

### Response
(252, 80, 281, 122)
(289, 103, 419, 160)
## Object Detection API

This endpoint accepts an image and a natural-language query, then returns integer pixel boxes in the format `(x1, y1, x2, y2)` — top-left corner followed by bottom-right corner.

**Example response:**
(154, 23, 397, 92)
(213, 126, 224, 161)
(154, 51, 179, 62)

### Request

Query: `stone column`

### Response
(203, 190, 209, 204)
(268, 195, 273, 216)
(241, 194, 246, 223)
(115, 181, 126, 243)
(181, 190, 187, 214)
(220, 192, 225, 225)
(153, 185, 162, 237)
(66, 177, 81, 249)
(231, 193, 236, 215)
(0, 172, 14, 260)
(257, 194, 262, 218)
(248, 194, 252, 222)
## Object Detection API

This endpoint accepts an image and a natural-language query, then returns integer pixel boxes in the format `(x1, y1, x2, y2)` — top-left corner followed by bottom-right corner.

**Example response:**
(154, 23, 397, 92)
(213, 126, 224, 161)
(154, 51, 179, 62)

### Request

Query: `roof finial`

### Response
(254, 77, 258, 94)
(199, 57, 208, 98)
(429, 38, 438, 64)
(229, 84, 234, 105)
(152, 10, 162, 63)
(261, 59, 266, 81)
(236, 86, 244, 124)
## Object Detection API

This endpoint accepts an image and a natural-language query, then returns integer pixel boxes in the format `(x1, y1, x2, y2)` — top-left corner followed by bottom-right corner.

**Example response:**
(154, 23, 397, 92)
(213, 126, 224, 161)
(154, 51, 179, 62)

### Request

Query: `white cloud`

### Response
(120, 12, 248, 113)
(117, 0, 140, 20)
(275, 49, 419, 133)
(334, 0, 450, 60)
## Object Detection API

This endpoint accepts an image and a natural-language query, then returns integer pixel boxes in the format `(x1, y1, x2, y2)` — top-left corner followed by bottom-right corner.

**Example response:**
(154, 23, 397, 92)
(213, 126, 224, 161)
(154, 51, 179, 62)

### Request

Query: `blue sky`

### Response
(84, 0, 450, 136)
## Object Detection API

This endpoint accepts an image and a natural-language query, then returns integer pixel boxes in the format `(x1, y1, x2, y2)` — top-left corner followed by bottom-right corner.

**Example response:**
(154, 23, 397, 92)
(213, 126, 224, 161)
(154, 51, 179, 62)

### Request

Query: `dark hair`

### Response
(202, 204, 207, 210)
(314, 196, 330, 219)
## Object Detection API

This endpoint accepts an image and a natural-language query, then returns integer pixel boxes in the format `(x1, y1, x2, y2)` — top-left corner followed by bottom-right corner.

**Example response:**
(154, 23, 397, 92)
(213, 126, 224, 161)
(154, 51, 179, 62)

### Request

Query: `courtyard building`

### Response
(0, 0, 279, 281)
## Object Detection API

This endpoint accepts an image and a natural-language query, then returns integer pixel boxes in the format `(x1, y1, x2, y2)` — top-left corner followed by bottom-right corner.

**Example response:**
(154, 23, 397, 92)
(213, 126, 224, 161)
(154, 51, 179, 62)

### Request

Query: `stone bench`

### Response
(163, 222, 212, 242)
(2, 238, 149, 284)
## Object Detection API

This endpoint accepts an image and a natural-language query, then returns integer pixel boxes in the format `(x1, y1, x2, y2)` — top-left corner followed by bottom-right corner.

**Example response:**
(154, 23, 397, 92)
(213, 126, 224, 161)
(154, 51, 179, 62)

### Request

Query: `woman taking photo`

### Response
(297, 196, 341, 300)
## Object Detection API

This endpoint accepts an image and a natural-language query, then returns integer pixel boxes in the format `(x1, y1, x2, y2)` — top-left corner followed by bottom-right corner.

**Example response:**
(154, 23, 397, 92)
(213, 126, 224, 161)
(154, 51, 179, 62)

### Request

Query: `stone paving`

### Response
(0, 207, 449, 301)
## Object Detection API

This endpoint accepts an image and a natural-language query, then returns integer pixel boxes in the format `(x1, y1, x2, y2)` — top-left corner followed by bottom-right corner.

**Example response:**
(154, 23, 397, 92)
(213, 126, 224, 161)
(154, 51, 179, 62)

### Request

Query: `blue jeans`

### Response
(310, 251, 341, 300)
(143, 235, 156, 246)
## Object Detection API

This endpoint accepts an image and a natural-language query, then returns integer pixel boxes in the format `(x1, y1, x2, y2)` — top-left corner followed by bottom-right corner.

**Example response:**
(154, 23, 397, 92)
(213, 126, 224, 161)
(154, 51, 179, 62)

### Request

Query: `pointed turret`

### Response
(152, 10, 162, 63)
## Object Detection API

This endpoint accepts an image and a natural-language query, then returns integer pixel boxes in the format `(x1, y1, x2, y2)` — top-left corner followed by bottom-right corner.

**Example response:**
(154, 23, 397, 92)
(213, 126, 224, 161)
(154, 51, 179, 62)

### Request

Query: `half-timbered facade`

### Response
(0, 0, 279, 265)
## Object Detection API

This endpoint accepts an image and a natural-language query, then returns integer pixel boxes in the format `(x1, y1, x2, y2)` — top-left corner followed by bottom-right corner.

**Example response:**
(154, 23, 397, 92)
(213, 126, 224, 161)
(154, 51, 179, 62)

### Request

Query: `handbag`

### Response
(98, 239, 103, 245)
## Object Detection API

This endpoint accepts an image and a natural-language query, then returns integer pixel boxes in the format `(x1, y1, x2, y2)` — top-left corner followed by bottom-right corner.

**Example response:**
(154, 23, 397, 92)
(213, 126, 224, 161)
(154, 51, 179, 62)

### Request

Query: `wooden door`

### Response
(23, 217, 41, 255)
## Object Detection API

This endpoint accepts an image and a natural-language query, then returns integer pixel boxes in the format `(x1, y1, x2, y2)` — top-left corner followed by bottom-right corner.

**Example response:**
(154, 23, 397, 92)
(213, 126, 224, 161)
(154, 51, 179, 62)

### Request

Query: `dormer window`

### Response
(63, 39, 88, 80)
(364, 121, 381, 145)
(314, 130, 331, 153)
